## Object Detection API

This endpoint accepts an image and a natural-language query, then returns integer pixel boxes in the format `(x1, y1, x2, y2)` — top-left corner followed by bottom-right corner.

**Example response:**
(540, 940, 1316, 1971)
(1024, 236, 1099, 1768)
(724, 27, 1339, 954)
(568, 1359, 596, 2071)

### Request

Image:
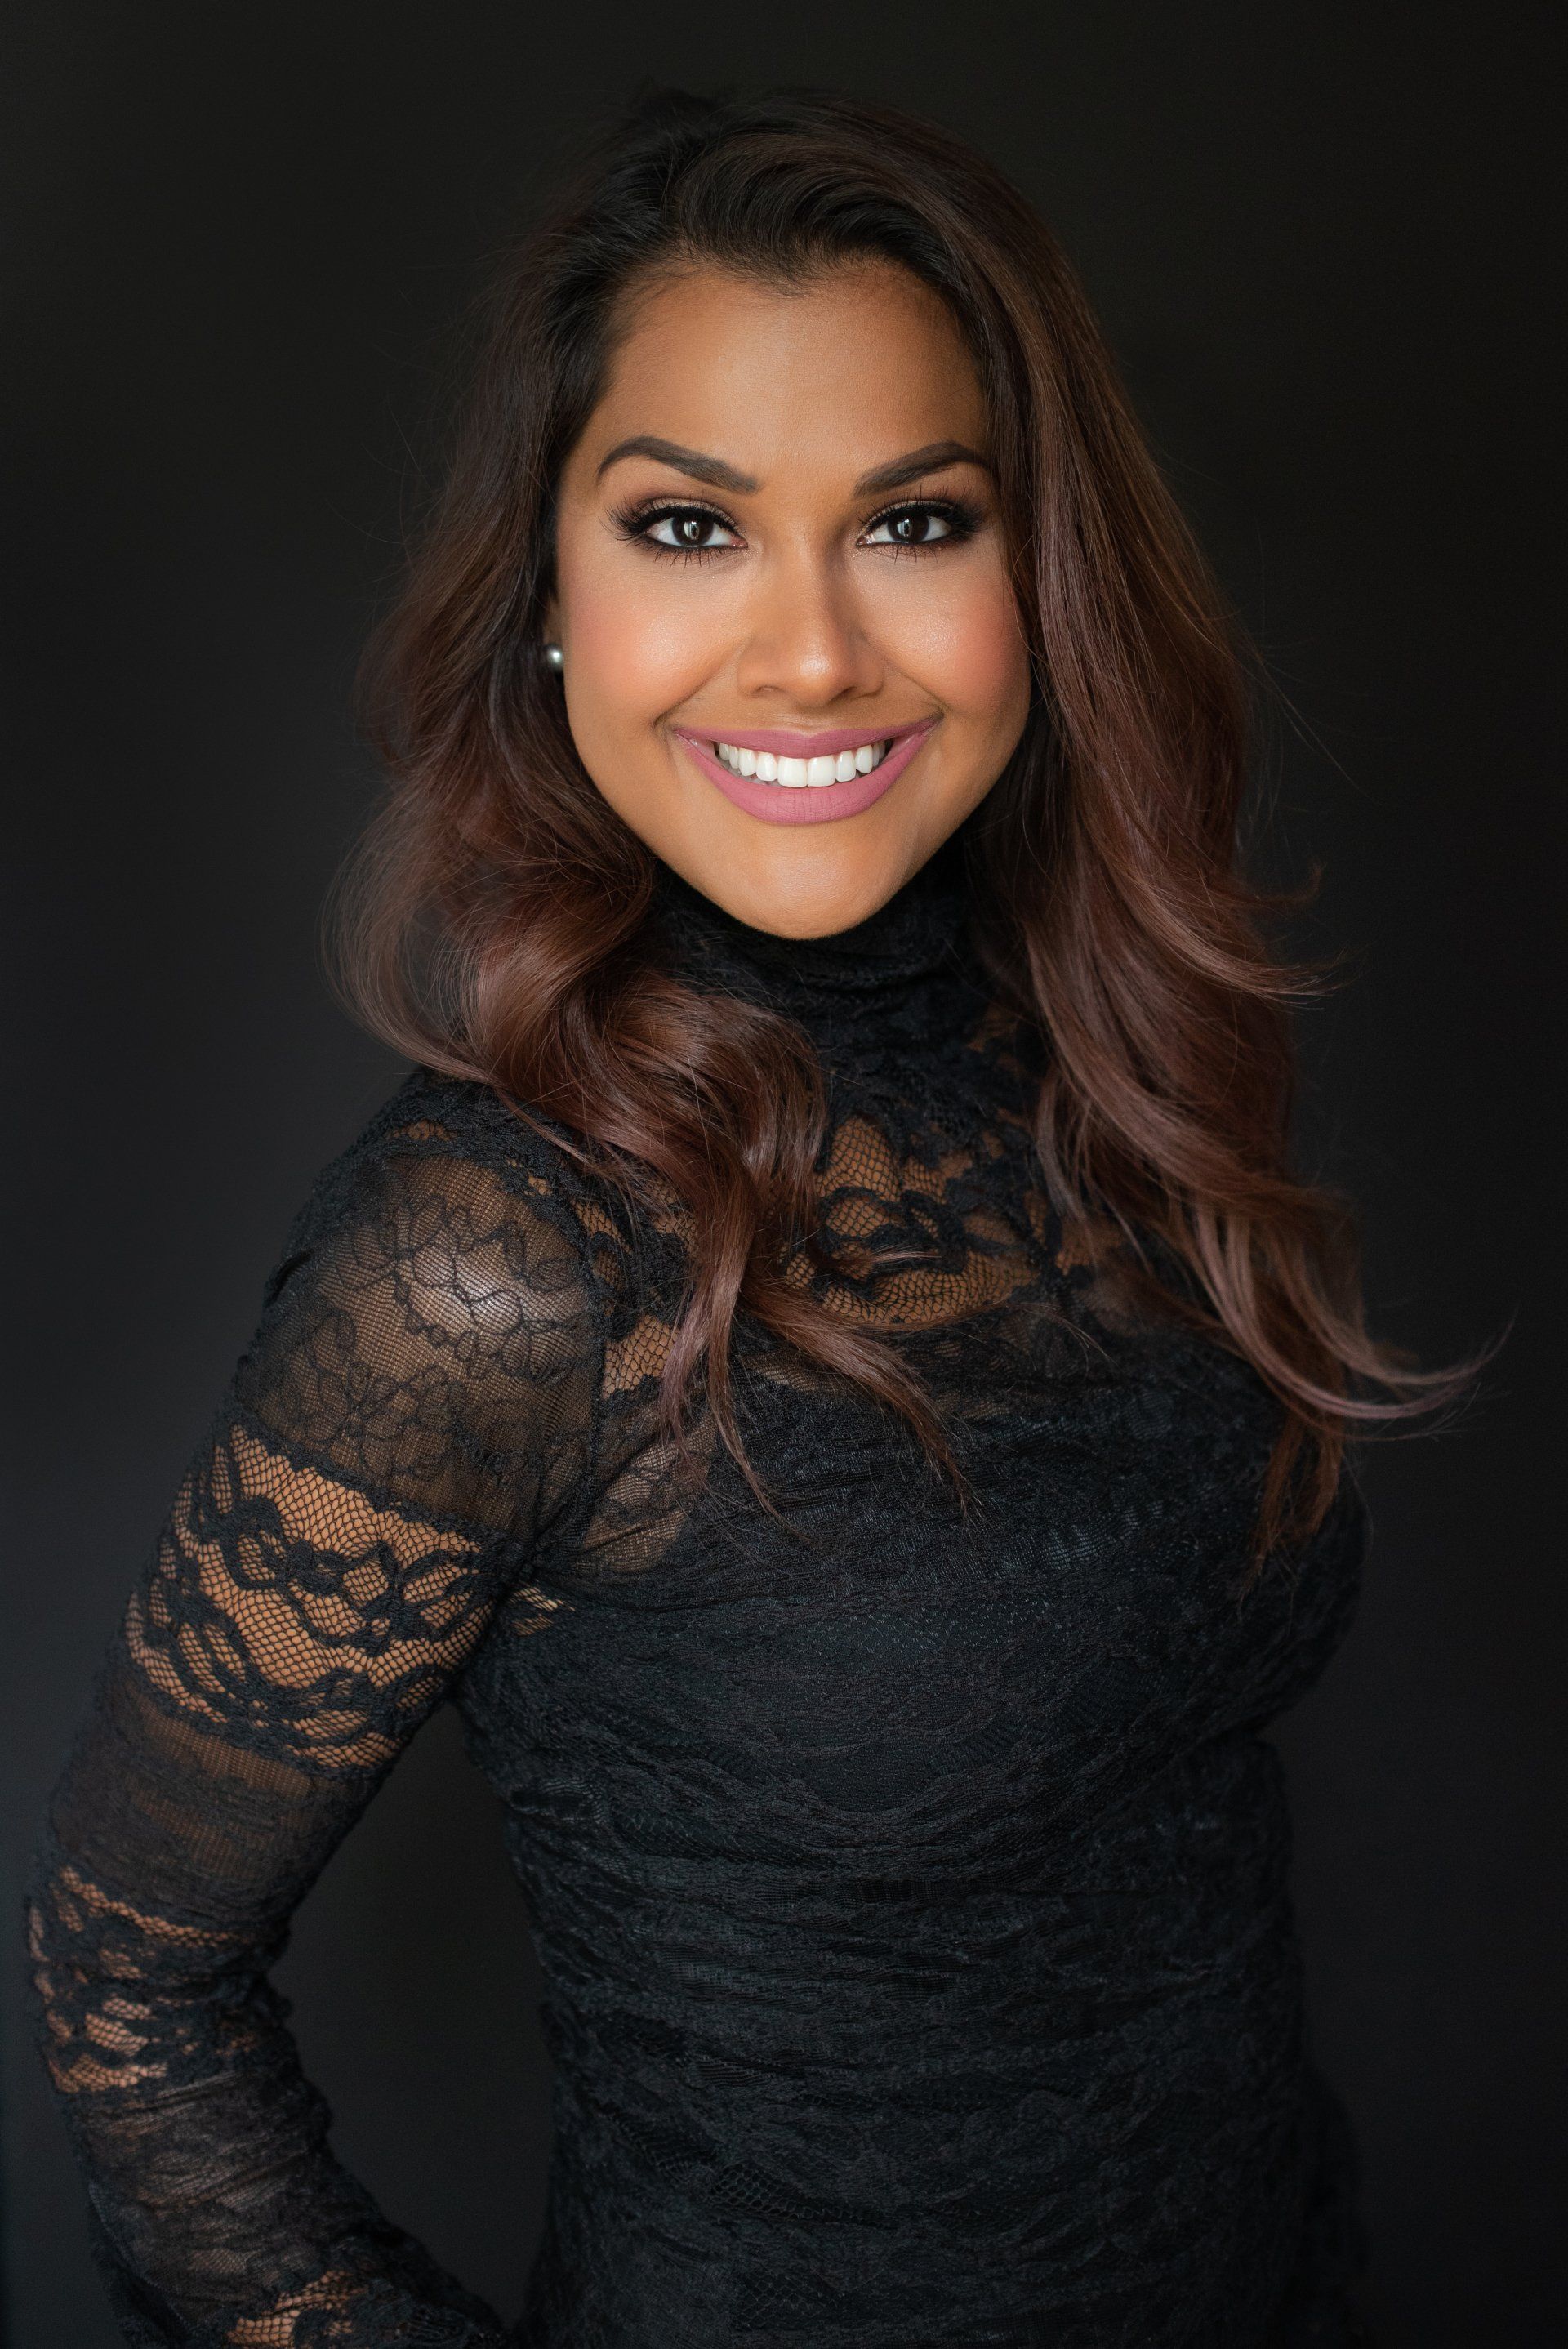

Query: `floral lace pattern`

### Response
(29, 845, 1372, 2344)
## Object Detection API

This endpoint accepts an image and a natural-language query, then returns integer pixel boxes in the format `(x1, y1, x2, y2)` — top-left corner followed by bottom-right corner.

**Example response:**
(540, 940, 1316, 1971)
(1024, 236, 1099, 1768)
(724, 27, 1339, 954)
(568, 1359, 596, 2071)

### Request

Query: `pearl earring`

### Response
(543, 641, 564, 672)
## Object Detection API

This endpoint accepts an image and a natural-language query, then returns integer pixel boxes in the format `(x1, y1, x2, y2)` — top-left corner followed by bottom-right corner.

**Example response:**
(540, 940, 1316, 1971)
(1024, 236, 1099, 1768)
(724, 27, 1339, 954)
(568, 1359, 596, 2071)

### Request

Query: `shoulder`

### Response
(247, 1067, 612, 1399)
(275, 1066, 595, 1259)
(234, 1069, 609, 1530)
(261, 1066, 619, 1322)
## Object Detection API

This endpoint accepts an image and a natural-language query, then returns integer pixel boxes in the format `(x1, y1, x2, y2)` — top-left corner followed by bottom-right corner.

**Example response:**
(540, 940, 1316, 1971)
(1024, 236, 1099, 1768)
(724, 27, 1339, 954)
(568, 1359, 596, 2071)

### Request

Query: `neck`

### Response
(645, 832, 1041, 1146)
(650, 832, 973, 1019)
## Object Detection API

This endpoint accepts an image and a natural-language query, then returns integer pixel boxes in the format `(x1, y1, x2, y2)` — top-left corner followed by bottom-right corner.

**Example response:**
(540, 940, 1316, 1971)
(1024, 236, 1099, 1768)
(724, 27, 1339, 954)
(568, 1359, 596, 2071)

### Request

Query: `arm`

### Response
(27, 1113, 598, 2345)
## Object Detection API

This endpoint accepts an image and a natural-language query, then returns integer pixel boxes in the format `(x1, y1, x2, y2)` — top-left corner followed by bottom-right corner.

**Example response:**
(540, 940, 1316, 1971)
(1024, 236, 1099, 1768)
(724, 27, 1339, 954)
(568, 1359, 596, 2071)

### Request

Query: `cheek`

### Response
(877, 564, 1030, 732)
(559, 544, 724, 724)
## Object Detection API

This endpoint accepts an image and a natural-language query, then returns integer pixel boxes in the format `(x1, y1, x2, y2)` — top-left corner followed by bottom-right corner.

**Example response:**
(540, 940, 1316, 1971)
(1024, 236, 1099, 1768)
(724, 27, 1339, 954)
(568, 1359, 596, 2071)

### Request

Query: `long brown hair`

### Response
(339, 85, 1457, 1562)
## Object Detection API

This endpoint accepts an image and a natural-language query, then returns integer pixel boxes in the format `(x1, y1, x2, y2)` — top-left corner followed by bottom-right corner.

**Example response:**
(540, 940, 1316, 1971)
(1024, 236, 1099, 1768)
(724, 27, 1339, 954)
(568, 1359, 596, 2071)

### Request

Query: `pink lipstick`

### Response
(671, 715, 938, 827)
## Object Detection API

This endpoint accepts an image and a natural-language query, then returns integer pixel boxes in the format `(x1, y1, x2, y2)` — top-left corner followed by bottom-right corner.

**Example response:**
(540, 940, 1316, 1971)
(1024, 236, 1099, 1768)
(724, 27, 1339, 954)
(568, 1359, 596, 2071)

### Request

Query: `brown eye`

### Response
(862, 502, 966, 547)
(642, 507, 740, 551)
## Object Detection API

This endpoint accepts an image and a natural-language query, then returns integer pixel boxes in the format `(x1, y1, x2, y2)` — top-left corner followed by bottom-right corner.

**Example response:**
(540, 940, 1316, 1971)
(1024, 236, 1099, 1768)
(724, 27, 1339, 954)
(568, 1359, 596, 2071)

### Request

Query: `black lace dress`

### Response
(29, 845, 1372, 2347)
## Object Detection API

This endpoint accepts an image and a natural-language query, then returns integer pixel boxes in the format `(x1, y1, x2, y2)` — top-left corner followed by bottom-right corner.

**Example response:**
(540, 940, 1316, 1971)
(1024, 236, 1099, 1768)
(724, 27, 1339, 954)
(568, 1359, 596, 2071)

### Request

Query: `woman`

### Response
(28, 85, 1441, 2347)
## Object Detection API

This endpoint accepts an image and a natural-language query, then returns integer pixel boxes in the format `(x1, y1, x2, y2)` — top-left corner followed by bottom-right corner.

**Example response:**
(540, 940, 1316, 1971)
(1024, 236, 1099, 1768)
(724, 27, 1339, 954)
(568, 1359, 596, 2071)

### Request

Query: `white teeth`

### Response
(711, 739, 892, 783)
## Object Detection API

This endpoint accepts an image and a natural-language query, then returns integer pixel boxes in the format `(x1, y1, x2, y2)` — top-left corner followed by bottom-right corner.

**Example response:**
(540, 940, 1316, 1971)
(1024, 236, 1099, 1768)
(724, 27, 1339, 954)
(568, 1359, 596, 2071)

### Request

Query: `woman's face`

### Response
(546, 261, 1032, 938)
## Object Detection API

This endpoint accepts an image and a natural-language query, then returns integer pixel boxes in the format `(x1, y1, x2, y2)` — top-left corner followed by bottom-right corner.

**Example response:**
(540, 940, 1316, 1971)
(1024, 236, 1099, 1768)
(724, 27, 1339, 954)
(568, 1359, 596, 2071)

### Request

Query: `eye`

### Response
(637, 505, 742, 553)
(860, 500, 976, 549)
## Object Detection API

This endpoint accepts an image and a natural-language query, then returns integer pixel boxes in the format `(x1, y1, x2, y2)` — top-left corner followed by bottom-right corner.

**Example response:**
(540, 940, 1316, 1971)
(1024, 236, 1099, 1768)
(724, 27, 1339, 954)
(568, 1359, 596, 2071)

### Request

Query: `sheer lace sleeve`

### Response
(25, 1093, 599, 2346)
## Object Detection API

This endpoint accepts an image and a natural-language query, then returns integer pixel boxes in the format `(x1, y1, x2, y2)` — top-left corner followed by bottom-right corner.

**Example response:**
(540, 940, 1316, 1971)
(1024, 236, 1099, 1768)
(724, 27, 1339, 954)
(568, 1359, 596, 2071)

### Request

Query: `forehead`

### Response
(577, 261, 988, 486)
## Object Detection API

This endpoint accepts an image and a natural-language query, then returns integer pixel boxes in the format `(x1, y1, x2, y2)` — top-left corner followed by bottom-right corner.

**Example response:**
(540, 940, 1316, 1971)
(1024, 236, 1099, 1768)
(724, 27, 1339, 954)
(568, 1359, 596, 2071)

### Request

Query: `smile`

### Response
(671, 718, 938, 827)
(713, 738, 890, 787)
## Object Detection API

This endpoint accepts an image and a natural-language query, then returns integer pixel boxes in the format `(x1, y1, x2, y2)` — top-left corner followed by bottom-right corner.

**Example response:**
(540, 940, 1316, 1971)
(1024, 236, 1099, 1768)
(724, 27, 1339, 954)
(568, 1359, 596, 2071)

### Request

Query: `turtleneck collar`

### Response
(649, 829, 975, 1026)
(646, 831, 1038, 1144)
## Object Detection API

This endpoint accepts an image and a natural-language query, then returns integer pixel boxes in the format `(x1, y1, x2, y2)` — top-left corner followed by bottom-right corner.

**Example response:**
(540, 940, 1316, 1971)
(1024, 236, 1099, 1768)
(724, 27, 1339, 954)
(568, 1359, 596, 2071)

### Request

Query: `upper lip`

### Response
(671, 715, 938, 758)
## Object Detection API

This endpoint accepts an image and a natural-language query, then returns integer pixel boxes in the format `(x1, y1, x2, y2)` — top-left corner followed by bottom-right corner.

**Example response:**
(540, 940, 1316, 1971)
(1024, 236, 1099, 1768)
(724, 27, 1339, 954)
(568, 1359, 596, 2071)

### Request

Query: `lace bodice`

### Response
(29, 843, 1371, 2345)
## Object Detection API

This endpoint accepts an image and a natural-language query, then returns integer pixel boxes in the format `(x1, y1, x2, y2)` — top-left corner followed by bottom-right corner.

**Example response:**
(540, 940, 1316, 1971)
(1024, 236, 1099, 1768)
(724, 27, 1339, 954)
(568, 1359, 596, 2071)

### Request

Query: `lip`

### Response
(670, 715, 938, 827)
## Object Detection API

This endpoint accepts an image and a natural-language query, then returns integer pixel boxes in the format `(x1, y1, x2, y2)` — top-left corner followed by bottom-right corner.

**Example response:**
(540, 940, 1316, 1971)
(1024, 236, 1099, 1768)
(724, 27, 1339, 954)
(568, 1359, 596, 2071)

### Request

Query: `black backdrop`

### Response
(3, 4, 1563, 2341)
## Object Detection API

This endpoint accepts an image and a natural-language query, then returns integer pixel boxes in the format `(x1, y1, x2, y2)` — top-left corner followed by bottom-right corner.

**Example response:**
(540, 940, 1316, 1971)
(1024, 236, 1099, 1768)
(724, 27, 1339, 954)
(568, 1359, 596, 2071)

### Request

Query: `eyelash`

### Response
(610, 495, 983, 561)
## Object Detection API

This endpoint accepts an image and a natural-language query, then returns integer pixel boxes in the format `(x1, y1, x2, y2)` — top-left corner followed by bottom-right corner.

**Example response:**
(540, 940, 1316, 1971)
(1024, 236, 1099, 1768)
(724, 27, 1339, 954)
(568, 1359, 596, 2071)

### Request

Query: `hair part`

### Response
(337, 83, 1464, 1576)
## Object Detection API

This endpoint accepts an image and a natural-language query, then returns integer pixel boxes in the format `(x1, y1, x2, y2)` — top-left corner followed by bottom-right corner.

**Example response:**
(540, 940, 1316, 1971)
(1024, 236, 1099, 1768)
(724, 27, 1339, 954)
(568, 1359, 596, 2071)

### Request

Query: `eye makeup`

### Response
(859, 496, 983, 550)
(608, 494, 986, 560)
(609, 500, 740, 556)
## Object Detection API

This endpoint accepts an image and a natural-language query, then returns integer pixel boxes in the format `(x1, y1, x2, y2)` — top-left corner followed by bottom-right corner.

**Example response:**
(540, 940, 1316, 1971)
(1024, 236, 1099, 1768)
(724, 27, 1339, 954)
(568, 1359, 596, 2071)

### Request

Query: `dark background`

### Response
(3, 2, 1562, 2341)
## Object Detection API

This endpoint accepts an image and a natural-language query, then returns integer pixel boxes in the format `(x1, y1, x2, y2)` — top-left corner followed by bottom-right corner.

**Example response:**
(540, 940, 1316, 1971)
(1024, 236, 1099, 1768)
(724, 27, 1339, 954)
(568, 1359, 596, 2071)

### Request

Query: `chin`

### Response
(705, 862, 895, 940)
(697, 827, 924, 940)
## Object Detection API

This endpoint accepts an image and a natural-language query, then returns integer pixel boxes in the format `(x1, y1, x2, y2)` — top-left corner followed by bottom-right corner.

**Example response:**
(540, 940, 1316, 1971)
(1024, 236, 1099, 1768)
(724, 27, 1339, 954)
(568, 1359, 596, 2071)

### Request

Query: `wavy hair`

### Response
(338, 84, 1459, 1564)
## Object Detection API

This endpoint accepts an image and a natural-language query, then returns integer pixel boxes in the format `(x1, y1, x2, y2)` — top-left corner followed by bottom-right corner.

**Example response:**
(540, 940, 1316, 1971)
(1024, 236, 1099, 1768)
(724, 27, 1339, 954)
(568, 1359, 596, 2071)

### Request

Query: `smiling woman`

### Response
(543, 269, 1028, 912)
(29, 82, 1455, 2349)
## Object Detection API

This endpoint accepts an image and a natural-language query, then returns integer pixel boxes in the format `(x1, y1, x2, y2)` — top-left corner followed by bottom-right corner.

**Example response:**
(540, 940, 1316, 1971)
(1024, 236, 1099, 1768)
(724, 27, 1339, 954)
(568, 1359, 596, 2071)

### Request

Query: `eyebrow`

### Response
(595, 434, 992, 497)
(596, 437, 759, 493)
(853, 440, 993, 496)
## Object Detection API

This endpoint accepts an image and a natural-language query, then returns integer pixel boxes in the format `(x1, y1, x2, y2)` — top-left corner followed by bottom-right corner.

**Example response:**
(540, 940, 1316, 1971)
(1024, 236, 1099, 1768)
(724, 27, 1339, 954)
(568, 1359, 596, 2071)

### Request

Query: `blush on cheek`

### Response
(564, 573, 724, 728)
(897, 585, 1031, 731)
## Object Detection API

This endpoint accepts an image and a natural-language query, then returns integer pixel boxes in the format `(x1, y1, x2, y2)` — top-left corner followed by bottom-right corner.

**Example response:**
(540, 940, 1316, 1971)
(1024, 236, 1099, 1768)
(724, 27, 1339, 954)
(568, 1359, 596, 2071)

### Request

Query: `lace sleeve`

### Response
(25, 1106, 599, 2346)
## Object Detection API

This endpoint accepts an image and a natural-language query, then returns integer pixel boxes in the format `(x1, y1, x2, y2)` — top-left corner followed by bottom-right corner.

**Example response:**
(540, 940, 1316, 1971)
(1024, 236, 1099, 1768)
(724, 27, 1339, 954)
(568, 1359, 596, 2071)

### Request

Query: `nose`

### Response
(733, 543, 883, 707)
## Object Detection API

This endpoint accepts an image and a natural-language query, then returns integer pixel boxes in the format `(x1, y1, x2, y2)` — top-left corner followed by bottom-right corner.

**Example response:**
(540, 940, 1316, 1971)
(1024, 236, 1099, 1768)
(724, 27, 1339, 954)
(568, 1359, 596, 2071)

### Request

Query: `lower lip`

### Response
(672, 721, 937, 826)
